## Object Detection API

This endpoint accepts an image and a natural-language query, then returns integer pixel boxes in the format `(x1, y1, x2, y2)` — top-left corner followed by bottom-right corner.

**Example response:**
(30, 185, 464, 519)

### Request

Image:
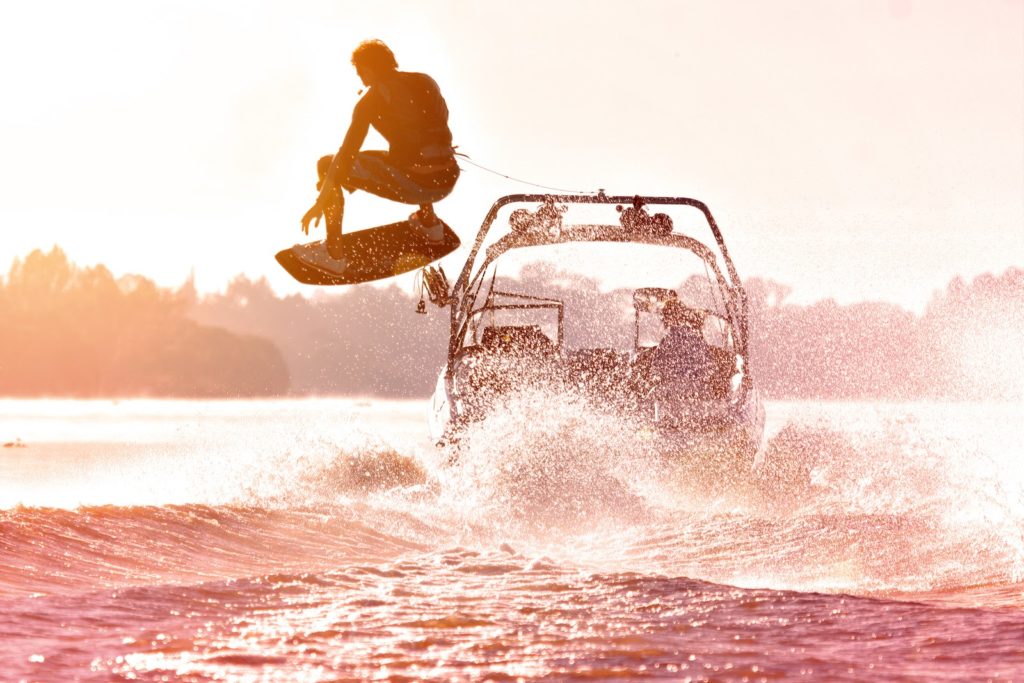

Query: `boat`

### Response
(424, 192, 765, 468)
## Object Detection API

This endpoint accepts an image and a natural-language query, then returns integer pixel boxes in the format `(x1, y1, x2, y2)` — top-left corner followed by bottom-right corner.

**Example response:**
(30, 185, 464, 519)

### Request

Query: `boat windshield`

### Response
(464, 241, 732, 354)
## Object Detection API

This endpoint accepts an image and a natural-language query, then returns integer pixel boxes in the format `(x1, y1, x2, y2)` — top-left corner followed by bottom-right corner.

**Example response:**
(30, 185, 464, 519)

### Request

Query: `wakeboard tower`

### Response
(276, 217, 460, 286)
(425, 191, 765, 470)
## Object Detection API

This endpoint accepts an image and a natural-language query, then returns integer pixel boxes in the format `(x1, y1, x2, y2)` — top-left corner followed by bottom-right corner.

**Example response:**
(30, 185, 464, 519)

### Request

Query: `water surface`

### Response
(1, 398, 1022, 681)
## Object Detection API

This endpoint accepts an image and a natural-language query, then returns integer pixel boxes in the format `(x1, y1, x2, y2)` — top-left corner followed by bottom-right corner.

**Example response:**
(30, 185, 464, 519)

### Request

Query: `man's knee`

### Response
(317, 155, 334, 180)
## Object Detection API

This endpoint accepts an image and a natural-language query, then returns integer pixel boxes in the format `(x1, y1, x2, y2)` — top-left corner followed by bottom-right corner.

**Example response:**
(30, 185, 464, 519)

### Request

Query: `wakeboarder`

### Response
(300, 40, 460, 260)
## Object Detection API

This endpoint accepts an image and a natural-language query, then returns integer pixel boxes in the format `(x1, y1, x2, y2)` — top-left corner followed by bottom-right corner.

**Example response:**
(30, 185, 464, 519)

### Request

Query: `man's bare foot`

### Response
(409, 207, 444, 244)
(327, 241, 345, 259)
(420, 204, 437, 220)
(326, 224, 345, 259)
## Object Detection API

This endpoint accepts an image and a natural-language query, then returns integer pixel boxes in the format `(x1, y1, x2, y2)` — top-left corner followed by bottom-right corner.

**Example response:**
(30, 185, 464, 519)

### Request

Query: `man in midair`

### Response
(301, 40, 459, 258)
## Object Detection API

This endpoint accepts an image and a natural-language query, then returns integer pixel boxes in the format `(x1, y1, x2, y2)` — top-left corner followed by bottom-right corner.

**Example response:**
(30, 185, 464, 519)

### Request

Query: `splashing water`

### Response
(0, 397, 1021, 680)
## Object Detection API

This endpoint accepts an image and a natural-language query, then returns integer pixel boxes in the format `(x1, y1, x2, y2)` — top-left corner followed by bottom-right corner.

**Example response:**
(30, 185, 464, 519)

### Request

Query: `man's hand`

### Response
(301, 202, 323, 235)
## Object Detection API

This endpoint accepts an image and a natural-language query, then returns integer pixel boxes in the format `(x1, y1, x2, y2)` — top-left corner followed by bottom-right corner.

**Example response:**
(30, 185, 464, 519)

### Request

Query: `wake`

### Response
(1, 396, 1020, 605)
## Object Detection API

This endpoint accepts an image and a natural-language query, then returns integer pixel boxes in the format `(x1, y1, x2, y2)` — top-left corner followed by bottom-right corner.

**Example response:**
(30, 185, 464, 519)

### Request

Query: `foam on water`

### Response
(1, 397, 1021, 604)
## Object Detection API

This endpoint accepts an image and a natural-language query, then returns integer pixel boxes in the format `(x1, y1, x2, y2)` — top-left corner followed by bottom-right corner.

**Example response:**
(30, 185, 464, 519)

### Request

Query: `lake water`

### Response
(0, 397, 1022, 681)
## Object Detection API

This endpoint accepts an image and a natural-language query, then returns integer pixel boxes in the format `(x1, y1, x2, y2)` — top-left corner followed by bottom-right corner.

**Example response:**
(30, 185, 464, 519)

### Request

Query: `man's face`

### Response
(354, 62, 378, 88)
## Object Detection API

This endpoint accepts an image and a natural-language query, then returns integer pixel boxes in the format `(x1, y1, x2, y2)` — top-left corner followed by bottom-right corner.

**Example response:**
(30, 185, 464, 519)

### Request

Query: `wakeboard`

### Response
(276, 219, 460, 286)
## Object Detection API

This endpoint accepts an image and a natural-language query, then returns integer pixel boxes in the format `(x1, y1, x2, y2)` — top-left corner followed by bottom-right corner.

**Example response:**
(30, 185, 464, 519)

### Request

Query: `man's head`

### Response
(660, 299, 705, 330)
(352, 40, 398, 87)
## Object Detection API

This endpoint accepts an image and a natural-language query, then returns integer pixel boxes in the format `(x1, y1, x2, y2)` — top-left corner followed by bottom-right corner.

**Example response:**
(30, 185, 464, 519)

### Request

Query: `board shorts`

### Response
(318, 151, 459, 205)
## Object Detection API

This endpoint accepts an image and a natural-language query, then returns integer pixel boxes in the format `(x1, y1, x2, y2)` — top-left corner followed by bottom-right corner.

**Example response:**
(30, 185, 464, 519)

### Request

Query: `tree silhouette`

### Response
(3, 247, 1020, 400)
(0, 248, 289, 397)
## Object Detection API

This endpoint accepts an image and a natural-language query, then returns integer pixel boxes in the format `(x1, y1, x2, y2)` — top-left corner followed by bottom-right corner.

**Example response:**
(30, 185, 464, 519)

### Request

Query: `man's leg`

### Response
(317, 155, 346, 258)
(319, 152, 459, 245)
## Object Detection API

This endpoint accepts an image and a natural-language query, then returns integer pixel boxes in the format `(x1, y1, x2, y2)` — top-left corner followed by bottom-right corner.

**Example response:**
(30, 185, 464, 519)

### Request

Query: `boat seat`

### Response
(630, 343, 736, 401)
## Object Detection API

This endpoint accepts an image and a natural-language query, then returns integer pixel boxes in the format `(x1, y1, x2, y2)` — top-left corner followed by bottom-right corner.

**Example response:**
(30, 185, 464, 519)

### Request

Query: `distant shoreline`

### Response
(4, 248, 1021, 403)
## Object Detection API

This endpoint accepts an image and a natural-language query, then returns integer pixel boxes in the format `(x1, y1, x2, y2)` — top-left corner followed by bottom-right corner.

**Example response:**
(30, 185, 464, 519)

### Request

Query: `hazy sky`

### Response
(1, 0, 1021, 311)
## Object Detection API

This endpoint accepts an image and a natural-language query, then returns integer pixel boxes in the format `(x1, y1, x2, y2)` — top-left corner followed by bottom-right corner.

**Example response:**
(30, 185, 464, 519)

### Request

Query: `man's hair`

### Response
(351, 40, 398, 71)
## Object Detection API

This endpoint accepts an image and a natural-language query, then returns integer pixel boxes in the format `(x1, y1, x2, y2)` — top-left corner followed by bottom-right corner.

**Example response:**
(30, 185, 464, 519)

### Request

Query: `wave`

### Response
(1, 397, 1020, 606)
(429, 392, 1024, 602)
(0, 503, 427, 599)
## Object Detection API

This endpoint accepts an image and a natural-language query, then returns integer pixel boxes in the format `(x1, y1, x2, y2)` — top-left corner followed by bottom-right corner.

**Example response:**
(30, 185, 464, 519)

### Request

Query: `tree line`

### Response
(744, 270, 1023, 400)
(0, 247, 288, 397)
(190, 262, 1022, 400)
(2, 247, 1020, 399)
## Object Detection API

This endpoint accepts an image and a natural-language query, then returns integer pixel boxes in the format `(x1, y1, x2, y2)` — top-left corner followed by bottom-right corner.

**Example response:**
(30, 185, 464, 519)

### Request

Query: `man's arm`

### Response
(321, 100, 371, 197)
(302, 97, 372, 233)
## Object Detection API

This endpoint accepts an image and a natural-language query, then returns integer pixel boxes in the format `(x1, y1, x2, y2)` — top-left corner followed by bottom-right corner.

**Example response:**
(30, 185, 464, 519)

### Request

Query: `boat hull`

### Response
(428, 364, 765, 468)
